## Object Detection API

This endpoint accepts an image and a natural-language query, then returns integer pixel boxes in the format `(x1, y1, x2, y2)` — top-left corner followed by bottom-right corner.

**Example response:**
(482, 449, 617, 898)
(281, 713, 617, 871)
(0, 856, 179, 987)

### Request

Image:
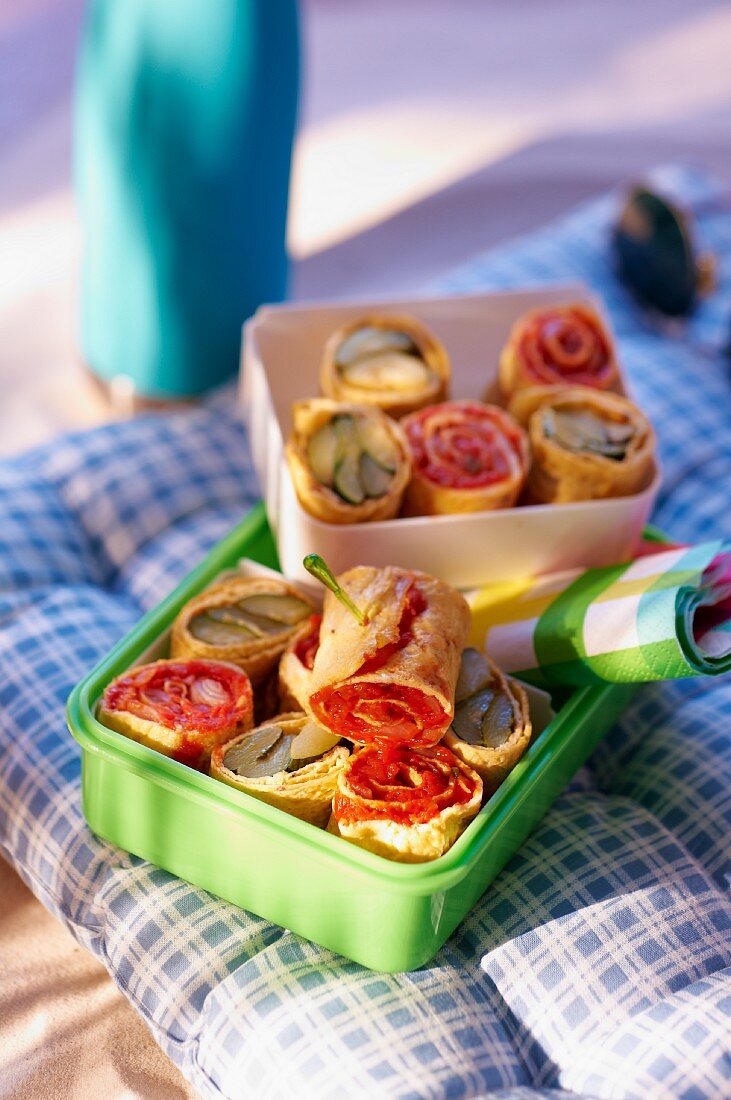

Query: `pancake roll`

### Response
(307, 565, 470, 748)
(498, 303, 621, 402)
(513, 386, 656, 503)
(285, 399, 411, 524)
(99, 658, 253, 769)
(278, 613, 322, 711)
(401, 400, 529, 515)
(210, 712, 349, 828)
(444, 649, 532, 795)
(170, 576, 316, 687)
(320, 314, 450, 419)
(328, 742, 482, 862)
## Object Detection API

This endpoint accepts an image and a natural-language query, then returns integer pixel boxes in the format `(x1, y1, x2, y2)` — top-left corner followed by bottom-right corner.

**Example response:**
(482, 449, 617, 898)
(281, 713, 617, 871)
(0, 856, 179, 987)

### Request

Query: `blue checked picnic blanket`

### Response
(1, 166, 730, 1099)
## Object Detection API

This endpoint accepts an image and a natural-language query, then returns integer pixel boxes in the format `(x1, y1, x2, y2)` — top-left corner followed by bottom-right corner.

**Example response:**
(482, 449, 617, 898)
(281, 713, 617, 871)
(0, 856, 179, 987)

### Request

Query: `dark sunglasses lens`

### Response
(612, 189, 697, 316)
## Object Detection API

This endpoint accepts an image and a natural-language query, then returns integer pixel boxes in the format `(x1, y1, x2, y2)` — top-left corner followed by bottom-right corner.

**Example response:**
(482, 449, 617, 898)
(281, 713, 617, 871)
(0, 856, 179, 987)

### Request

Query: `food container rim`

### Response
(269, 464, 662, 535)
(67, 502, 635, 895)
(242, 282, 594, 323)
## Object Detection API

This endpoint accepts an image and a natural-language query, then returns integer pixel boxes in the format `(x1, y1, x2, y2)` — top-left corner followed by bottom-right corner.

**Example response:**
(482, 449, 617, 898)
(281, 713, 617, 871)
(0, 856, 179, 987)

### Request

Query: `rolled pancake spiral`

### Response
(307, 566, 470, 748)
(171, 576, 316, 687)
(515, 386, 656, 503)
(320, 313, 450, 418)
(99, 658, 254, 769)
(498, 303, 621, 401)
(444, 653, 532, 794)
(329, 742, 482, 862)
(285, 399, 411, 524)
(278, 614, 321, 711)
(210, 712, 349, 828)
(401, 400, 529, 515)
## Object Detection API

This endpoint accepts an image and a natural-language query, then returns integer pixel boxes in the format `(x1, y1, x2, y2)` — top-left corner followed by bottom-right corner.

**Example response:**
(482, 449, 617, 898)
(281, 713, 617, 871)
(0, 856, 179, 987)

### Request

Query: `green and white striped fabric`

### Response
(468, 540, 731, 686)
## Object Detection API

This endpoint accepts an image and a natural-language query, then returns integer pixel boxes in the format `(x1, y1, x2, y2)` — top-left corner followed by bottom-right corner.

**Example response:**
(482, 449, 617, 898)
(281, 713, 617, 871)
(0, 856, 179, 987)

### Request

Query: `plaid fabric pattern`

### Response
(468, 540, 731, 685)
(0, 166, 730, 1099)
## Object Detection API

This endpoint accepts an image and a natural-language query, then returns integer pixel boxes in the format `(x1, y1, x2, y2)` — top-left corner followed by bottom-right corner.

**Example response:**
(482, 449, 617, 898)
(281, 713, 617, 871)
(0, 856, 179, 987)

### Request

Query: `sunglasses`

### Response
(612, 186, 715, 317)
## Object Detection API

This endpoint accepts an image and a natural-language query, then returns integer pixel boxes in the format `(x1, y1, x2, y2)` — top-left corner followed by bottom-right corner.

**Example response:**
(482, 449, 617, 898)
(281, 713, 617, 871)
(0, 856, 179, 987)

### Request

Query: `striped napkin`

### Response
(467, 540, 731, 686)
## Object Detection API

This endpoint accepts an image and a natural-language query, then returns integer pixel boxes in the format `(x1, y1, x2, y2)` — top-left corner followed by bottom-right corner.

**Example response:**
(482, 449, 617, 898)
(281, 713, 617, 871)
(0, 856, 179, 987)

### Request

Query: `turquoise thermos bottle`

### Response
(74, 0, 299, 398)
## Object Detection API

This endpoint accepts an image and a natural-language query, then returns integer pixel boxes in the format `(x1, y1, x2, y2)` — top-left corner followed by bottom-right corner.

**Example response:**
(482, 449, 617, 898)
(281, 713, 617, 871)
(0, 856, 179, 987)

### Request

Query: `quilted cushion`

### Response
(0, 166, 729, 1099)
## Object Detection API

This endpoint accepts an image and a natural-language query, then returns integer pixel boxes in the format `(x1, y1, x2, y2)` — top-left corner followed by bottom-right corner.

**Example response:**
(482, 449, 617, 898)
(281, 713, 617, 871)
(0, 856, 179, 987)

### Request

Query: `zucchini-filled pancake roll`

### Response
(307, 565, 470, 748)
(444, 648, 531, 795)
(286, 399, 411, 524)
(210, 712, 349, 828)
(171, 576, 315, 687)
(401, 400, 529, 515)
(320, 314, 450, 419)
(518, 387, 656, 503)
(498, 303, 621, 402)
(329, 742, 482, 862)
(278, 613, 322, 712)
(99, 659, 253, 769)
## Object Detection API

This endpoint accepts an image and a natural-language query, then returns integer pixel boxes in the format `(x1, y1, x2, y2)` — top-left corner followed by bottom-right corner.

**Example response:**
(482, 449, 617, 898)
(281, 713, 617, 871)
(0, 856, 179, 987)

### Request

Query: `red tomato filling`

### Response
(404, 401, 525, 489)
(334, 742, 478, 825)
(517, 307, 612, 388)
(310, 583, 443, 745)
(102, 659, 252, 734)
(310, 682, 446, 747)
(294, 614, 322, 670)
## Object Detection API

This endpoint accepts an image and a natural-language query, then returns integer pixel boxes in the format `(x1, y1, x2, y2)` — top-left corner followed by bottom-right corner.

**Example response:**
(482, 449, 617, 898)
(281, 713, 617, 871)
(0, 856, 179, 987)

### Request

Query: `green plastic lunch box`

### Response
(67, 503, 640, 973)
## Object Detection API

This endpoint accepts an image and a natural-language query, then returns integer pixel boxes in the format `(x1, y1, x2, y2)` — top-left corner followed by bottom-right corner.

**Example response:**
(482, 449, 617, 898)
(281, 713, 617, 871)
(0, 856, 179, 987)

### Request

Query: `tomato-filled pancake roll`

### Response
(444, 648, 532, 795)
(210, 712, 349, 828)
(329, 742, 482, 862)
(518, 386, 656, 503)
(171, 576, 316, 687)
(99, 659, 253, 769)
(401, 400, 529, 515)
(278, 613, 322, 711)
(320, 314, 450, 419)
(285, 399, 412, 524)
(498, 303, 622, 402)
(307, 566, 470, 748)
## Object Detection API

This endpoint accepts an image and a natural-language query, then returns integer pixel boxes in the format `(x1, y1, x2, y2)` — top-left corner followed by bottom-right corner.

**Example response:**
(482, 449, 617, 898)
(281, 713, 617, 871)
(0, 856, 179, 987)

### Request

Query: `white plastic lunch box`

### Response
(239, 286, 660, 588)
